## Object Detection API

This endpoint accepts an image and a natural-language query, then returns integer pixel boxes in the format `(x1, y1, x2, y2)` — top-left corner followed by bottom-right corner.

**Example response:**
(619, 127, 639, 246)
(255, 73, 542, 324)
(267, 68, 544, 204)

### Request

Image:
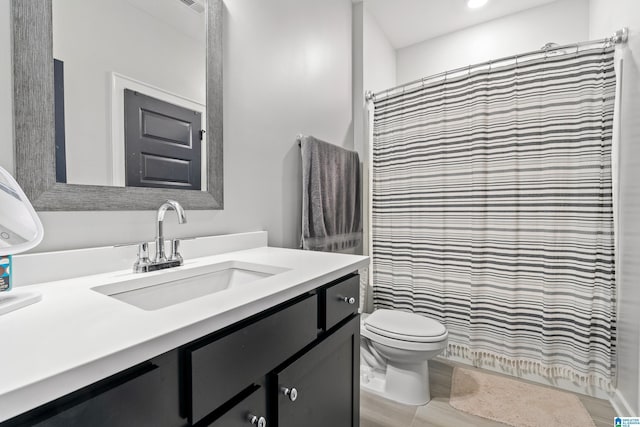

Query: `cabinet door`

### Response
(3, 352, 186, 427)
(275, 315, 359, 427)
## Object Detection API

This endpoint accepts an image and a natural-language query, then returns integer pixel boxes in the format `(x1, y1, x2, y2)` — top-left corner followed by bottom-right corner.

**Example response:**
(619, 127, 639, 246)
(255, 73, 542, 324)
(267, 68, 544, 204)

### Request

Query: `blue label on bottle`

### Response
(0, 256, 11, 292)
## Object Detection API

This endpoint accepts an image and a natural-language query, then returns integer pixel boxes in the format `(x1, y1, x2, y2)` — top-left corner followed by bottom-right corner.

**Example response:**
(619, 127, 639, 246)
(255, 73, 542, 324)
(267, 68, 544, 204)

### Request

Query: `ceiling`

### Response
(365, 0, 560, 49)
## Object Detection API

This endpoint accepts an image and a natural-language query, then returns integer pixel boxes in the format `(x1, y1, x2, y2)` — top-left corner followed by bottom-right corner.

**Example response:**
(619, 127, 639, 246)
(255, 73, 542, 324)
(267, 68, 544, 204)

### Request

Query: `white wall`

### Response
(219, 0, 352, 251)
(590, 0, 640, 416)
(52, 0, 206, 186)
(0, 0, 353, 252)
(353, 3, 396, 207)
(363, 6, 396, 94)
(396, 0, 590, 84)
(353, 1, 365, 185)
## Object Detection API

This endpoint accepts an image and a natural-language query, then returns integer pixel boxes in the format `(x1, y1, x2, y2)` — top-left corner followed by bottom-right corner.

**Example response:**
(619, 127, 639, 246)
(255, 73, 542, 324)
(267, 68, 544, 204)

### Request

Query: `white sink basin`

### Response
(92, 261, 288, 311)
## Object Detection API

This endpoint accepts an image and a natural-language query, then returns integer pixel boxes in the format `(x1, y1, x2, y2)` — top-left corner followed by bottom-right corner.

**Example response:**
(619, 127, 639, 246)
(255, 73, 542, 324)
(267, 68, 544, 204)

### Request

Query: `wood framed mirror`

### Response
(11, 0, 223, 210)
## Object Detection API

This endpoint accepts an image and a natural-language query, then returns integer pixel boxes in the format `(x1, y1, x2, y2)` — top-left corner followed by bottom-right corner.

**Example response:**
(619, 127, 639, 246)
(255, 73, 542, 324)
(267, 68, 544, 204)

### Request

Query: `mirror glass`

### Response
(0, 167, 44, 256)
(52, 0, 206, 190)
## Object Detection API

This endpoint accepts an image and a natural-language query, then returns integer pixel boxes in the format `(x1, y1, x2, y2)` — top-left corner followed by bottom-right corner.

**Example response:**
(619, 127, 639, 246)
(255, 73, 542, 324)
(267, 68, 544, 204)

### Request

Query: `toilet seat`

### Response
(364, 309, 447, 343)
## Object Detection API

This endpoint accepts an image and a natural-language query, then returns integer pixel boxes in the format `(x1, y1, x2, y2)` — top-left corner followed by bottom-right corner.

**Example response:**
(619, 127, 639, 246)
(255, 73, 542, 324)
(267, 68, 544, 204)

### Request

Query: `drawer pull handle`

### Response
(248, 414, 267, 427)
(281, 386, 298, 402)
(342, 296, 356, 305)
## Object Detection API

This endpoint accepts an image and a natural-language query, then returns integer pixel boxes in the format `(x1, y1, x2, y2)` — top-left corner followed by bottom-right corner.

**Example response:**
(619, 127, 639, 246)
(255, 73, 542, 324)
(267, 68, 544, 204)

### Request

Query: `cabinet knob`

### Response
(342, 296, 356, 305)
(281, 386, 298, 402)
(248, 414, 267, 427)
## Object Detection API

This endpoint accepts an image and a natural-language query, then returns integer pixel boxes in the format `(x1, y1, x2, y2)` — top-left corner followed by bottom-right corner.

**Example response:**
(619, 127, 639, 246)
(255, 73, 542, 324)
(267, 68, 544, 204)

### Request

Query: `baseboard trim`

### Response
(610, 389, 636, 417)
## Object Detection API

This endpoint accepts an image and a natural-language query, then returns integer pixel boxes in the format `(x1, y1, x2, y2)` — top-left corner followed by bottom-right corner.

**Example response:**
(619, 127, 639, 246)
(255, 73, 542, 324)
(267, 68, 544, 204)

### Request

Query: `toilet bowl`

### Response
(360, 309, 448, 405)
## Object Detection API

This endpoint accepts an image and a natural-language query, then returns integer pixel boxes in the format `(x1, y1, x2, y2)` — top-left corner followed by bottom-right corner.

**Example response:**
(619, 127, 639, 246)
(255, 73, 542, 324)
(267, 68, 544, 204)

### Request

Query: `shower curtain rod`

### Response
(365, 27, 628, 103)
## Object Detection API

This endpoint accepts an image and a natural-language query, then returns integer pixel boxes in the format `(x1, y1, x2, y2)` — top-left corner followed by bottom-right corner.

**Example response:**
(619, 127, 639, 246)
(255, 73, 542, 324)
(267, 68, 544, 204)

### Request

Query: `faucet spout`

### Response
(155, 200, 187, 262)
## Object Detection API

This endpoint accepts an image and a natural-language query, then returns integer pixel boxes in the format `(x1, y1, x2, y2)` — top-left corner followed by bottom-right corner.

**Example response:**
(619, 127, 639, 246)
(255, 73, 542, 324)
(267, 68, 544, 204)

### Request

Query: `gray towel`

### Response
(300, 135, 362, 252)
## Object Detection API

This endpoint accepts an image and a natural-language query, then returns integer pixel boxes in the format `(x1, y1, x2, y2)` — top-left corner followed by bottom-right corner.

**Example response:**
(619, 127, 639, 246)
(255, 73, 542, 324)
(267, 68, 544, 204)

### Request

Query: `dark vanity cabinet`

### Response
(2, 273, 360, 427)
(191, 294, 319, 425)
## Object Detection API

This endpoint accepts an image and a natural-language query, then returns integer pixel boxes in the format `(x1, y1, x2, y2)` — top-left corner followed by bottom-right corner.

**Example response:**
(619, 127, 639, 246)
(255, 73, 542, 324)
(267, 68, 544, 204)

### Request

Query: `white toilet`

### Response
(360, 309, 448, 405)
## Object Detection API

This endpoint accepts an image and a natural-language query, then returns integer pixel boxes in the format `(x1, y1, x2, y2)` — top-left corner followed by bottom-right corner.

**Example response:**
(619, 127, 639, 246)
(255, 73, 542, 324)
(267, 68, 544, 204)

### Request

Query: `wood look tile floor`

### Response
(360, 359, 616, 427)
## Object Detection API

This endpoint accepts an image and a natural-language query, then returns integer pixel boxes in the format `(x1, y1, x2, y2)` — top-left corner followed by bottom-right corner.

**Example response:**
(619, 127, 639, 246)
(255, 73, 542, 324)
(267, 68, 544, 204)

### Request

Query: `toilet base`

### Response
(360, 360, 431, 406)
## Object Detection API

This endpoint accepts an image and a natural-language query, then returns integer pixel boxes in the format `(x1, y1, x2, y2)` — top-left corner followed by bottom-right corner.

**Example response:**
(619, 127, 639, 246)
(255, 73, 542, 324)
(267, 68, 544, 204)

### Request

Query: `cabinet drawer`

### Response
(208, 387, 267, 427)
(324, 274, 359, 330)
(187, 294, 318, 424)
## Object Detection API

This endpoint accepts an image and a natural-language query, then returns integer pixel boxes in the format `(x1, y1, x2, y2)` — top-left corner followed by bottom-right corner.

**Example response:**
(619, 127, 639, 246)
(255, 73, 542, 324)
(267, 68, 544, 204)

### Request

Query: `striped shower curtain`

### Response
(372, 47, 617, 388)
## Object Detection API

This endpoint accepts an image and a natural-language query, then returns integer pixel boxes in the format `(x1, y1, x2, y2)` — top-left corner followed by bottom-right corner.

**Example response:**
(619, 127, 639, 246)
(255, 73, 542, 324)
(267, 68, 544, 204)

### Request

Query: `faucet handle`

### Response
(169, 239, 183, 265)
(138, 242, 150, 260)
(133, 242, 152, 272)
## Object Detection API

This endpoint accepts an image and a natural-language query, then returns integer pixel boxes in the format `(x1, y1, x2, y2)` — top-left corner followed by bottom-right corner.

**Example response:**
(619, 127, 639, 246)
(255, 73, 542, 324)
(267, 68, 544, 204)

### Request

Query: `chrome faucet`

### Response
(133, 200, 187, 273)
(155, 200, 186, 262)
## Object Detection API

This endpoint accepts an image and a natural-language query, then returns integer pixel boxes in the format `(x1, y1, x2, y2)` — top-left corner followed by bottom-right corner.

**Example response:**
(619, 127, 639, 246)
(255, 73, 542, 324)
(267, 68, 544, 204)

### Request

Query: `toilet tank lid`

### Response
(364, 309, 446, 338)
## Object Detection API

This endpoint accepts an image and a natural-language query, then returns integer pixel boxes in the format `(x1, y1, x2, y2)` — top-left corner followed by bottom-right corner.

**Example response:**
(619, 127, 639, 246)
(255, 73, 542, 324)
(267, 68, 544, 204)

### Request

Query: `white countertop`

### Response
(0, 245, 368, 422)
